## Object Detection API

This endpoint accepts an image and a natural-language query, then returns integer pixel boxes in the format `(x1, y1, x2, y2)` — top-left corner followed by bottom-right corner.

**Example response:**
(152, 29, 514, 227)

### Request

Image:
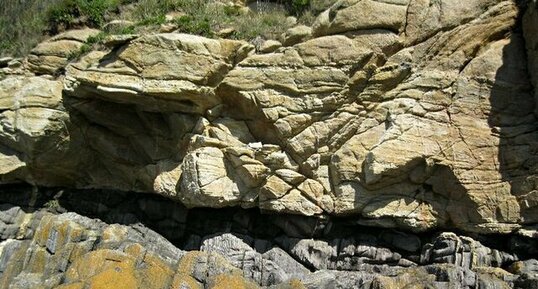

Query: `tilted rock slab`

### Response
(0, 0, 536, 236)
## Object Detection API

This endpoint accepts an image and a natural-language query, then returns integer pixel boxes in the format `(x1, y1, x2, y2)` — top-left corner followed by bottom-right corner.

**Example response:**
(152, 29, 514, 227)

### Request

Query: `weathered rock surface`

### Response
(2, 1, 538, 288)
(0, 76, 71, 184)
(0, 0, 536, 259)
(27, 29, 101, 75)
(0, 186, 536, 289)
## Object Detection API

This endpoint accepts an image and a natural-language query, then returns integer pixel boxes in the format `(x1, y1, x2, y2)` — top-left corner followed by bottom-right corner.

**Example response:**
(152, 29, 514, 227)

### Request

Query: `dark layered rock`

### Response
(0, 185, 536, 288)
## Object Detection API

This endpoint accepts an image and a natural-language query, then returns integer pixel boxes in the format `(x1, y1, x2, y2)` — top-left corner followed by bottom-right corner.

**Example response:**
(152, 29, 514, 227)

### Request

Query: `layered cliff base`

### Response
(0, 185, 537, 288)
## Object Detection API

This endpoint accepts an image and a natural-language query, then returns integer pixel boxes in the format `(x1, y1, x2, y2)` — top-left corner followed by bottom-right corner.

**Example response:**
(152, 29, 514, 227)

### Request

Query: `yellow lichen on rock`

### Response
(170, 273, 203, 289)
(62, 248, 179, 289)
(208, 274, 260, 289)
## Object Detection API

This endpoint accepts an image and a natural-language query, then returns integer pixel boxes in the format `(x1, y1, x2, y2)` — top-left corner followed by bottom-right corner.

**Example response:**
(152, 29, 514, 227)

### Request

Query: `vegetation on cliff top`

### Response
(0, 0, 336, 57)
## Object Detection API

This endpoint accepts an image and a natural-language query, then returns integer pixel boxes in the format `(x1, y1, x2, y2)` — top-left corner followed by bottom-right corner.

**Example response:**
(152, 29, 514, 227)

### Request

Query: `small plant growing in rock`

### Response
(44, 199, 61, 211)
(175, 15, 213, 38)
(1, 0, 338, 57)
(46, 0, 128, 33)
(291, 0, 310, 15)
(137, 14, 167, 26)
(86, 32, 107, 44)
(67, 43, 92, 60)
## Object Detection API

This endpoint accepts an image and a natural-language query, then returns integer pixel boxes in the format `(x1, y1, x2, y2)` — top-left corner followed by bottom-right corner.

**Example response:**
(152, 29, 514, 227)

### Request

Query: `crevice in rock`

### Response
(1, 184, 536, 259)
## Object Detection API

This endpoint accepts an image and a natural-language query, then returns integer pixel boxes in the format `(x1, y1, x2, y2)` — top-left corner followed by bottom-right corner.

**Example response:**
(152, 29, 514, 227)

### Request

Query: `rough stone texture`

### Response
(219, 1, 536, 235)
(65, 33, 254, 113)
(0, 0, 536, 242)
(259, 40, 283, 53)
(281, 25, 313, 46)
(0, 187, 536, 289)
(0, 76, 72, 185)
(312, 0, 408, 36)
(2, 1, 538, 288)
(27, 29, 101, 75)
(0, 187, 538, 289)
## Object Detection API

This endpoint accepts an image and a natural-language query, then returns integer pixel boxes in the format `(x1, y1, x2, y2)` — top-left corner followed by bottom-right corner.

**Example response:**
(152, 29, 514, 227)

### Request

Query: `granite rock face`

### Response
(0, 2, 537, 287)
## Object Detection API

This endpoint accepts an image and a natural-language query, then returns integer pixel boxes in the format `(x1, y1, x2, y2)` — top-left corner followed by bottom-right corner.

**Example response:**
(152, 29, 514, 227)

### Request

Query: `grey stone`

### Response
(45, 229, 58, 254)
(200, 233, 313, 286)
(300, 270, 337, 289)
(103, 20, 135, 32)
(422, 233, 517, 269)
(0, 205, 23, 224)
(262, 247, 310, 280)
(0, 239, 22, 272)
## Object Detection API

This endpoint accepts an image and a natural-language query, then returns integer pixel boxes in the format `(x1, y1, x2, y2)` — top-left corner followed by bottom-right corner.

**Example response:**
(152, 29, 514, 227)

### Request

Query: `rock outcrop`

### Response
(27, 29, 101, 75)
(1, 0, 535, 235)
(0, 186, 536, 289)
(0, 0, 537, 287)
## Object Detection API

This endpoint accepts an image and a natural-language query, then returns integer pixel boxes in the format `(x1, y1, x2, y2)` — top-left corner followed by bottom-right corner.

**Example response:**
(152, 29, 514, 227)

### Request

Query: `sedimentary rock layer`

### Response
(0, 185, 536, 289)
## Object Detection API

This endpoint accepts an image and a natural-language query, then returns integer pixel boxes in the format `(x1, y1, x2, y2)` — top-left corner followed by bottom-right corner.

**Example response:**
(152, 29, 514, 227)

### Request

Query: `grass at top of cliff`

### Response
(0, 0, 338, 57)
(130, 0, 291, 40)
(131, 0, 337, 39)
(0, 0, 56, 57)
(46, 0, 130, 32)
(0, 0, 127, 57)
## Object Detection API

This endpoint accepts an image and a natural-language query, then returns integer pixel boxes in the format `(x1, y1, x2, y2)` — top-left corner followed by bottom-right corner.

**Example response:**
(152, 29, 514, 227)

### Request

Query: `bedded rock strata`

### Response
(0, 186, 536, 289)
